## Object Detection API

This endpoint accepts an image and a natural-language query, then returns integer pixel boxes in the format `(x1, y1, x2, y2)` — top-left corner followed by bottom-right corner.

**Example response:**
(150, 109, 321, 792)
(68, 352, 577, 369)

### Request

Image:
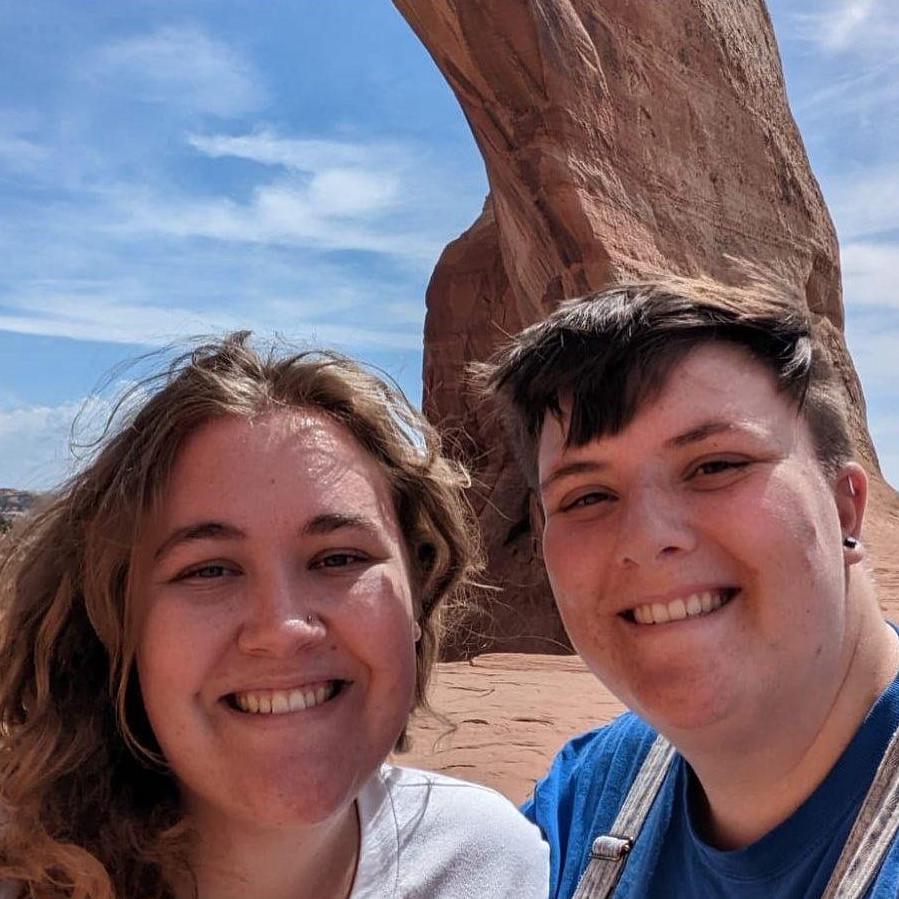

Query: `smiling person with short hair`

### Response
(482, 274, 899, 898)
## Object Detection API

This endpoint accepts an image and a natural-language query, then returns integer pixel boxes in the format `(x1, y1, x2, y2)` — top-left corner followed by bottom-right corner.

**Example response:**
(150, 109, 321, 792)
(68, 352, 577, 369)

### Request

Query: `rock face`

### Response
(0, 489, 42, 532)
(393, 0, 898, 657)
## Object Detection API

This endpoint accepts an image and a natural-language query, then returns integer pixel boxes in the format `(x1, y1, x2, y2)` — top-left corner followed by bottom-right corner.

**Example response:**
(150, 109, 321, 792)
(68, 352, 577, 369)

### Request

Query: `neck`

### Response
(676, 591, 899, 850)
(179, 802, 360, 899)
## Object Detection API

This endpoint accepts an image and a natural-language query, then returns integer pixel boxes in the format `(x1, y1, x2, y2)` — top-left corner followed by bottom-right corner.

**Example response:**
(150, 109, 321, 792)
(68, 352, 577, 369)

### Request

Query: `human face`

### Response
(537, 343, 863, 737)
(133, 411, 418, 833)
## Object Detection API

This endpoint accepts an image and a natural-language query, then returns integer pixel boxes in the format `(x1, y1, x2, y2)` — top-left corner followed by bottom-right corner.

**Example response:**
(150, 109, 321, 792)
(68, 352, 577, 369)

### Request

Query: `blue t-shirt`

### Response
(523, 676, 899, 898)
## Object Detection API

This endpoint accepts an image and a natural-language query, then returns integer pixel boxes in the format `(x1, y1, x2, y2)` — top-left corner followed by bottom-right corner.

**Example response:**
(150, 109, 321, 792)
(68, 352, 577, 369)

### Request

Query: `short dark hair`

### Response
(479, 273, 854, 489)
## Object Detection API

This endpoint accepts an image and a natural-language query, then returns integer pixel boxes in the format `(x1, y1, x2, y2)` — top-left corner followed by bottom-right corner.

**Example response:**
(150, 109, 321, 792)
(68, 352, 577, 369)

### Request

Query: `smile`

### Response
(227, 680, 347, 715)
(626, 588, 738, 625)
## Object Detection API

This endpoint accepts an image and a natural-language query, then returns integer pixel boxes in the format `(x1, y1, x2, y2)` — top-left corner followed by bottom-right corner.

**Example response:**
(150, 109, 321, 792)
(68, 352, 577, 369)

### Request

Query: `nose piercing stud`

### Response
(843, 536, 859, 550)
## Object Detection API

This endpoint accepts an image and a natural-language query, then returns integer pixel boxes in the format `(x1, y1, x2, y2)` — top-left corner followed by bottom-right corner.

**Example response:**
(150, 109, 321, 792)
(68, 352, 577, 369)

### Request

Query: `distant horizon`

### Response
(1, 0, 897, 489)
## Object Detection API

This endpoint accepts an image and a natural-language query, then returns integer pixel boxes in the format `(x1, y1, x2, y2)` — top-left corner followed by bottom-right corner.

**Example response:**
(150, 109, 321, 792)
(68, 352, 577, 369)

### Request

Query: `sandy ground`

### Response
(401, 654, 625, 804)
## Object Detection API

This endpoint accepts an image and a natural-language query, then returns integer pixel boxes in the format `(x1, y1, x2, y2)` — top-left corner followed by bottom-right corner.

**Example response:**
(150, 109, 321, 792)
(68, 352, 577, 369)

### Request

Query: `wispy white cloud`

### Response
(841, 242, 899, 308)
(186, 132, 381, 171)
(0, 385, 147, 490)
(0, 284, 423, 351)
(796, 60, 899, 126)
(0, 400, 85, 490)
(870, 420, 899, 490)
(789, 1, 899, 131)
(0, 118, 483, 350)
(88, 26, 265, 117)
(847, 315, 899, 387)
(823, 163, 899, 241)
(113, 181, 439, 260)
(99, 128, 455, 261)
(793, 0, 898, 53)
(845, 309, 899, 485)
(0, 135, 48, 173)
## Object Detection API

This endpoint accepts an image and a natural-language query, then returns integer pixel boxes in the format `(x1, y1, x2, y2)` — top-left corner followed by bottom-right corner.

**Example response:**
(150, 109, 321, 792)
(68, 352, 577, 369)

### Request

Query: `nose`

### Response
(614, 480, 697, 568)
(236, 568, 325, 658)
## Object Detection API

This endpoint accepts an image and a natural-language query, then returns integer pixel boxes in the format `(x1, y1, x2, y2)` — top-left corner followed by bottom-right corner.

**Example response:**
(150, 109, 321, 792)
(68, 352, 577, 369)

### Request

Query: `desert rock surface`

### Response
(394, 0, 899, 658)
(395, 0, 899, 802)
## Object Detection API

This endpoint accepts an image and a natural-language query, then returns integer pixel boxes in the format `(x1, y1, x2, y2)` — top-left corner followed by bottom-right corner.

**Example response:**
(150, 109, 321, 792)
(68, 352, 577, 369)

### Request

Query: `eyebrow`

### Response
(665, 419, 740, 448)
(153, 512, 383, 563)
(154, 522, 245, 562)
(539, 460, 608, 495)
(301, 512, 382, 538)
(539, 419, 747, 494)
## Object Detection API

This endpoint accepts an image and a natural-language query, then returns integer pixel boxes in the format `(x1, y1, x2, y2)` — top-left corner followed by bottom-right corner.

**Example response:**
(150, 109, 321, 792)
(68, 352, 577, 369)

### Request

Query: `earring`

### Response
(843, 536, 859, 550)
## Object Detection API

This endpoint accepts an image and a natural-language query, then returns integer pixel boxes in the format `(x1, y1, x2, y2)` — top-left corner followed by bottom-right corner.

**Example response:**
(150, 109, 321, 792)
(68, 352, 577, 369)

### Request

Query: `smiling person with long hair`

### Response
(0, 334, 549, 899)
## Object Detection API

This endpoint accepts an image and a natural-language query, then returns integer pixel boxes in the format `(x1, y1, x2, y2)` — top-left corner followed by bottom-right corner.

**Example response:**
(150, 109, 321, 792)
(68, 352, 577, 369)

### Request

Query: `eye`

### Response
(174, 563, 236, 581)
(561, 490, 616, 512)
(690, 458, 750, 479)
(311, 551, 370, 570)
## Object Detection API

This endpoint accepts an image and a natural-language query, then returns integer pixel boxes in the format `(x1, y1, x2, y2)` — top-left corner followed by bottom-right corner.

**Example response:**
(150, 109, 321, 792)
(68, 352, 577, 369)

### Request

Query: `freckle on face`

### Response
(133, 411, 420, 830)
(535, 343, 854, 736)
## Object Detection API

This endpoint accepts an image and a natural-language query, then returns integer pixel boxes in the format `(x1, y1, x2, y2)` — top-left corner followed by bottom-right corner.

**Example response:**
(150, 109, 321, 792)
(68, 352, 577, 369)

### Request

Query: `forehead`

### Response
(537, 343, 801, 479)
(161, 410, 396, 521)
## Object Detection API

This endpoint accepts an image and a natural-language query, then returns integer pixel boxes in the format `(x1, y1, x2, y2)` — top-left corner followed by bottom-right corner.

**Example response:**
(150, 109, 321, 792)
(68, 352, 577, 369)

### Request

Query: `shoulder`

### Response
(522, 713, 659, 896)
(366, 764, 549, 897)
(529, 711, 658, 812)
(383, 763, 547, 846)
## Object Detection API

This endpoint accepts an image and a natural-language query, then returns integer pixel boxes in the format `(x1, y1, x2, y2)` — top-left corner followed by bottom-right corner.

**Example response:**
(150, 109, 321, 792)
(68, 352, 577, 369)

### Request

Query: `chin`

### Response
(232, 774, 364, 829)
(623, 675, 737, 736)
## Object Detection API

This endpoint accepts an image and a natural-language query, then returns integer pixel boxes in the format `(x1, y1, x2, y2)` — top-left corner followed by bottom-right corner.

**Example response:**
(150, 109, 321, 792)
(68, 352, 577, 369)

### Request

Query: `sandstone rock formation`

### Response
(393, 0, 899, 657)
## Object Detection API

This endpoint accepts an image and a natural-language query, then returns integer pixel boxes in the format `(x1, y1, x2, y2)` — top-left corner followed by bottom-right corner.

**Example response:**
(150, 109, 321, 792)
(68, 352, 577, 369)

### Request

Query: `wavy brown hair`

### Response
(0, 333, 480, 898)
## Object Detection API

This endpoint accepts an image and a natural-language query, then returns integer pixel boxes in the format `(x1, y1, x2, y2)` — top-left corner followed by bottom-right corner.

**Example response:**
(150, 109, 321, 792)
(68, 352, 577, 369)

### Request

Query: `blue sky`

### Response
(0, 0, 896, 490)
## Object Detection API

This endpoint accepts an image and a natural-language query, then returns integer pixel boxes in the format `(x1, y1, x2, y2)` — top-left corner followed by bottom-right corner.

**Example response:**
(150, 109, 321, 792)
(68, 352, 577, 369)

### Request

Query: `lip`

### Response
(220, 680, 353, 719)
(221, 677, 349, 697)
(217, 675, 353, 700)
(620, 586, 740, 625)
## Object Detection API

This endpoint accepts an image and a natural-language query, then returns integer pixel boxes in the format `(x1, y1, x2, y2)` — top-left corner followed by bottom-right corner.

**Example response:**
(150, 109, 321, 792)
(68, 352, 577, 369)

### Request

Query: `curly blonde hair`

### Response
(0, 333, 480, 898)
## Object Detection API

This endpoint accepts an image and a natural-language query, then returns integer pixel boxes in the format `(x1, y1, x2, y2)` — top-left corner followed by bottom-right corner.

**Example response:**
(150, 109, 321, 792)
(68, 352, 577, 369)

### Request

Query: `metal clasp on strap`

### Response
(591, 835, 633, 860)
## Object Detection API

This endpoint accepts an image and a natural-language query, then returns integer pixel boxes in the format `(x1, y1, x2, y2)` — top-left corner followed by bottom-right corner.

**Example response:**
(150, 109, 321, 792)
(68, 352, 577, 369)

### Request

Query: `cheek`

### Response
(543, 519, 609, 599)
(137, 602, 220, 721)
(345, 570, 417, 679)
(732, 483, 832, 582)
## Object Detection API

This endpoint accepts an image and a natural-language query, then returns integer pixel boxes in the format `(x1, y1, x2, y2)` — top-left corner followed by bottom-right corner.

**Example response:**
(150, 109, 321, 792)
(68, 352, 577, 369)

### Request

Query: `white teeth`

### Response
(630, 591, 732, 625)
(288, 690, 306, 712)
(233, 682, 337, 715)
(667, 599, 687, 622)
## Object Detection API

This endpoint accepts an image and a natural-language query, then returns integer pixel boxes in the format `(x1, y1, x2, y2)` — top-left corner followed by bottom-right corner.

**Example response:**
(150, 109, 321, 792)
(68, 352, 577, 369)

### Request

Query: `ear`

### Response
(412, 621, 422, 642)
(834, 462, 867, 566)
(528, 491, 546, 561)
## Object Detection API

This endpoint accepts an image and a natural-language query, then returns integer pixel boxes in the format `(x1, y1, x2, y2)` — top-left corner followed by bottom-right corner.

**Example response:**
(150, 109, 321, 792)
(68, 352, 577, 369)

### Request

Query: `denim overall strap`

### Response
(821, 724, 899, 899)
(572, 734, 675, 899)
